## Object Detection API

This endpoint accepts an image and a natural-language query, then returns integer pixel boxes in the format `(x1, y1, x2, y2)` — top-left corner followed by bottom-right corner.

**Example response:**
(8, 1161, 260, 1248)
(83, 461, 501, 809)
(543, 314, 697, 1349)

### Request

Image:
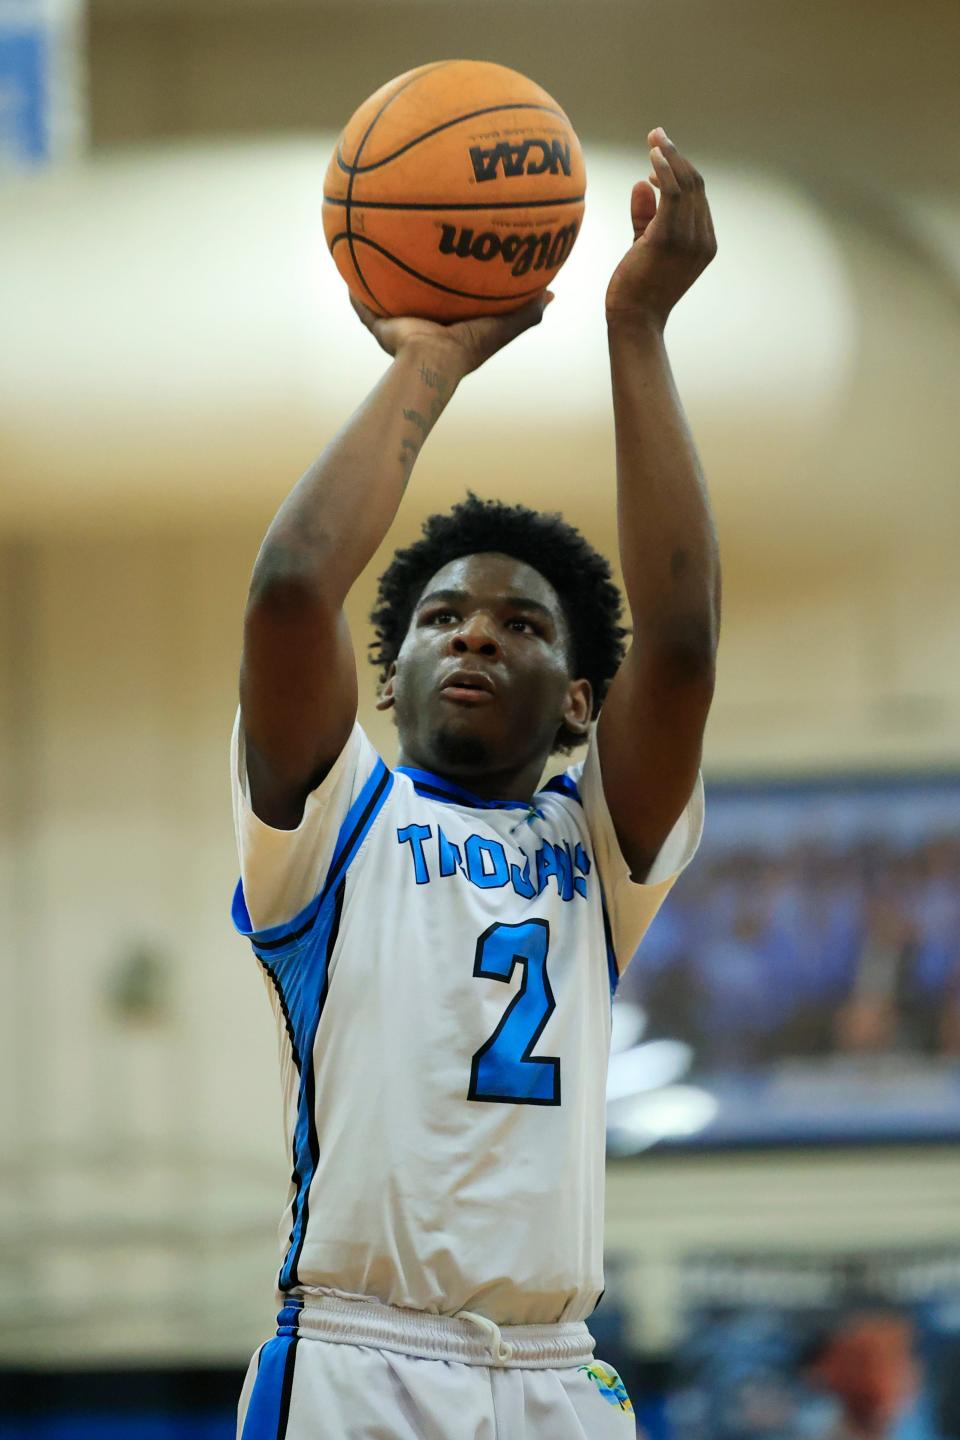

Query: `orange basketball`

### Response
(322, 60, 586, 321)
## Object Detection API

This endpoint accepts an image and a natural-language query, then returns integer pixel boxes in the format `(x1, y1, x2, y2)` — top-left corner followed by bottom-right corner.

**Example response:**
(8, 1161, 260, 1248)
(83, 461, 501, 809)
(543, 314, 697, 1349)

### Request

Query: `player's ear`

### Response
(562, 677, 592, 739)
(375, 662, 398, 712)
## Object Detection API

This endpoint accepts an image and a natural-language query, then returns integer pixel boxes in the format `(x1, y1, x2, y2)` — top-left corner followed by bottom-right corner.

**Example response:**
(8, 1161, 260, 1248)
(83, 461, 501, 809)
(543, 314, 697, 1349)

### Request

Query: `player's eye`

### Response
(507, 617, 538, 634)
(425, 609, 458, 625)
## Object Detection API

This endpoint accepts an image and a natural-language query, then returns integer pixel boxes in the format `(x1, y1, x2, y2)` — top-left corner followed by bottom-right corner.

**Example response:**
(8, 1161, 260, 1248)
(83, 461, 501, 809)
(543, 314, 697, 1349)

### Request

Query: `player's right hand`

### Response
(350, 291, 554, 377)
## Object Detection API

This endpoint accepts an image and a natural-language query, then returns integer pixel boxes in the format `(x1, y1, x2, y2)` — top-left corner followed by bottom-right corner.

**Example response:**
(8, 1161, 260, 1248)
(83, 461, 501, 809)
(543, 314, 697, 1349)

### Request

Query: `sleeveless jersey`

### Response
(231, 715, 703, 1326)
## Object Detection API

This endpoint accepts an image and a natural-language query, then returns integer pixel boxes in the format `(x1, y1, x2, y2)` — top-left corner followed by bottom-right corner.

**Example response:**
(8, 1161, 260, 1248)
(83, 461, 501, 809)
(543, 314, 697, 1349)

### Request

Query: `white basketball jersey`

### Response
(231, 714, 702, 1326)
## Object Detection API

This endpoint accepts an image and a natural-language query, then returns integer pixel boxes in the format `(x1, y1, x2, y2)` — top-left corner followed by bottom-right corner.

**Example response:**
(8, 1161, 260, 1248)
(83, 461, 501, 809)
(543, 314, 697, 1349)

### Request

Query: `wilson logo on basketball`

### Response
(469, 139, 572, 183)
(438, 222, 579, 277)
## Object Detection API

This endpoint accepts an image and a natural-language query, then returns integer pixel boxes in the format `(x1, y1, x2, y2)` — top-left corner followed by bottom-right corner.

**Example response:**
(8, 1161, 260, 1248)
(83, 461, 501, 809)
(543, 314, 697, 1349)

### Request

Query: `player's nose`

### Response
(449, 612, 501, 658)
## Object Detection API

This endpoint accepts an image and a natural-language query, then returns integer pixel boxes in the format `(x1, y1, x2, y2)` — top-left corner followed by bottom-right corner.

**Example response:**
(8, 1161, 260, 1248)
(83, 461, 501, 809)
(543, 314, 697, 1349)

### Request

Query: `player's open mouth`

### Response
(441, 686, 495, 705)
(439, 670, 496, 705)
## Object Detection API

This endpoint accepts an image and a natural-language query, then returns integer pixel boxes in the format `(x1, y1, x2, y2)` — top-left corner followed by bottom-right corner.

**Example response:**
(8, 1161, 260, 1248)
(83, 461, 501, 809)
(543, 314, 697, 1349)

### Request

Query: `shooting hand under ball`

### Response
(350, 291, 555, 378)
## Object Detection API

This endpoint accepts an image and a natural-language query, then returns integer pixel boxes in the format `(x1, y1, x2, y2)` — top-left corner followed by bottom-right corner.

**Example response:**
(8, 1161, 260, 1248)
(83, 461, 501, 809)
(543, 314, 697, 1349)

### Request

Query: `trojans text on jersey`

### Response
(396, 823, 591, 902)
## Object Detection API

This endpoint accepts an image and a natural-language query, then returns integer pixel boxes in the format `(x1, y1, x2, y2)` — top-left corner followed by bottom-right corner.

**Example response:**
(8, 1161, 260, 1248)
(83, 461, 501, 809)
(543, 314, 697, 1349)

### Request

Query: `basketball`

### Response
(322, 60, 586, 321)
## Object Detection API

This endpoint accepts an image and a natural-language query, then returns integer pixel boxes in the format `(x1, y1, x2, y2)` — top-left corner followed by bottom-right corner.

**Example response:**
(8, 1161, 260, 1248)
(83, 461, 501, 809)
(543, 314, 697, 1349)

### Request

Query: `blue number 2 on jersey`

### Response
(468, 919, 561, 1106)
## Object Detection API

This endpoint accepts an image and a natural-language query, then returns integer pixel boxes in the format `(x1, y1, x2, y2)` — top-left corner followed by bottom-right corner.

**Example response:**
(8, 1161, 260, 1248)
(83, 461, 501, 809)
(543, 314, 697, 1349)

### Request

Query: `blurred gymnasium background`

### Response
(2, 1, 959, 1436)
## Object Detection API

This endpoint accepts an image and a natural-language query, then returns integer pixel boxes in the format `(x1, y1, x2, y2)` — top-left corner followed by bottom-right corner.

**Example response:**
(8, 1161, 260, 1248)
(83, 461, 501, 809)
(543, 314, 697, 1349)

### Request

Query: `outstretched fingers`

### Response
(646, 128, 716, 257)
(648, 128, 703, 190)
(649, 142, 682, 197)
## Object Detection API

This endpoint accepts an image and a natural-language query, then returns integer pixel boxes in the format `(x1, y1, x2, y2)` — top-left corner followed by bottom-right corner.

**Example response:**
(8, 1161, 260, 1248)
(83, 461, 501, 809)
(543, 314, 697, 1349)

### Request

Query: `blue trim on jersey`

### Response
(541, 771, 582, 804)
(232, 878, 322, 950)
(325, 759, 393, 892)
(257, 880, 344, 1291)
(276, 1298, 304, 1336)
(231, 758, 393, 948)
(397, 763, 582, 812)
(231, 756, 394, 1291)
(397, 765, 532, 811)
(599, 882, 619, 999)
(240, 1332, 298, 1440)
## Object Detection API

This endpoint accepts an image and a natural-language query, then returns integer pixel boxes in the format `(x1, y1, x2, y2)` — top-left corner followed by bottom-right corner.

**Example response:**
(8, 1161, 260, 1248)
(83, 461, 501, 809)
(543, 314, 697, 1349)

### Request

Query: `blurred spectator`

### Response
(625, 820, 960, 1072)
(667, 1296, 950, 1440)
(834, 895, 913, 1055)
(803, 1310, 921, 1440)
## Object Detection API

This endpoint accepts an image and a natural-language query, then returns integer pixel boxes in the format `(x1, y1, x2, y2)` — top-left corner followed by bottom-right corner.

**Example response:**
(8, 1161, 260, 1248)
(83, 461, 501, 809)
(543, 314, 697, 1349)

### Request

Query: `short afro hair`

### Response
(370, 492, 628, 753)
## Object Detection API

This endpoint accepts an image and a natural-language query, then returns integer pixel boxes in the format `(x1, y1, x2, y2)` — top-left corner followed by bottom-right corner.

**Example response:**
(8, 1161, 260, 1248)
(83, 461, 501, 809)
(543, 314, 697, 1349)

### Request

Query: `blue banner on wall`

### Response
(0, 0, 84, 170)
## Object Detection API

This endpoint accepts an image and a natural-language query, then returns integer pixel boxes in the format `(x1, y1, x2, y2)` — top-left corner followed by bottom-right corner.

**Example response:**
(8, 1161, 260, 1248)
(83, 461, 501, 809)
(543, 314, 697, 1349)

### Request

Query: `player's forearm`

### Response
(252, 341, 462, 604)
(607, 317, 720, 667)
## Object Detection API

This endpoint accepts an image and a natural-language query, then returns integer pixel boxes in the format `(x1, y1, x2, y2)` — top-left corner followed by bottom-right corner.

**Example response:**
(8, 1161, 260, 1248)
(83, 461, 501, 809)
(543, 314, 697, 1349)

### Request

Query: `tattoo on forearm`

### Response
(396, 367, 450, 489)
(419, 364, 451, 426)
(397, 435, 420, 491)
(420, 368, 450, 424)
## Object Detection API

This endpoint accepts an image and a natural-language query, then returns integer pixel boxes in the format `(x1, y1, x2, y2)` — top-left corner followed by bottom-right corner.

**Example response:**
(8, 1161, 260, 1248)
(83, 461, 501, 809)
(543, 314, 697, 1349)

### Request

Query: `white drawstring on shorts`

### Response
(456, 1309, 516, 1364)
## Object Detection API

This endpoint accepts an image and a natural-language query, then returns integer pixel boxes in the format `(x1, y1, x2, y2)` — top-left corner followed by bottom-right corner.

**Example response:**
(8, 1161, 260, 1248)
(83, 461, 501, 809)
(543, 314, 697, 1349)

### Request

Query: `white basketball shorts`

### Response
(237, 1294, 637, 1439)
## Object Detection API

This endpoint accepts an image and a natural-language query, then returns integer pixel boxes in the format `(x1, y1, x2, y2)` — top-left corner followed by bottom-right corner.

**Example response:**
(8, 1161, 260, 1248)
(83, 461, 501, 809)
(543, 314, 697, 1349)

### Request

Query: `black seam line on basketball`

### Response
(346, 61, 456, 312)
(286, 877, 343, 1289)
(324, 194, 585, 212)
(328, 232, 549, 303)
(337, 103, 570, 174)
(275, 1336, 299, 1440)
(320, 765, 391, 902)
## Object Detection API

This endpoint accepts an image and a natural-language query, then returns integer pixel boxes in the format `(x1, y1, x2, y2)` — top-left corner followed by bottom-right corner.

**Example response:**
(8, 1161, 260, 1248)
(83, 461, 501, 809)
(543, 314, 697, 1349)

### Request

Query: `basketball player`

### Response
(232, 129, 718, 1438)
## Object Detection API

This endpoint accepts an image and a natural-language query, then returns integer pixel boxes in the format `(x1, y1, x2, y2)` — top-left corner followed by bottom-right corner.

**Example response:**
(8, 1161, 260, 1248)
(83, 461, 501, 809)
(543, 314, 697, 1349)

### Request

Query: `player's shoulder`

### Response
(536, 768, 584, 808)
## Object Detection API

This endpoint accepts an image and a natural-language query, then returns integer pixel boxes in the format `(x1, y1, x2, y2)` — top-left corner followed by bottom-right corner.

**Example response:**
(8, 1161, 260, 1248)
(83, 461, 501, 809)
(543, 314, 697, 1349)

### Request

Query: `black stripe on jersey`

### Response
(257, 958, 303, 1073)
(248, 761, 389, 955)
(321, 764, 391, 901)
(276, 1336, 299, 1440)
(258, 956, 306, 1271)
(600, 888, 619, 997)
(398, 769, 530, 811)
(253, 904, 321, 953)
(285, 876, 345, 1288)
(402, 778, 463, 804)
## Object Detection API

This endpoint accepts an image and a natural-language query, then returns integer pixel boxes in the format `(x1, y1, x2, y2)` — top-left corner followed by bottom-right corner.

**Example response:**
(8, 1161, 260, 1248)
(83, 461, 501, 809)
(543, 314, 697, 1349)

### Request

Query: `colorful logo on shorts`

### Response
(579, 1361, 634, 1413)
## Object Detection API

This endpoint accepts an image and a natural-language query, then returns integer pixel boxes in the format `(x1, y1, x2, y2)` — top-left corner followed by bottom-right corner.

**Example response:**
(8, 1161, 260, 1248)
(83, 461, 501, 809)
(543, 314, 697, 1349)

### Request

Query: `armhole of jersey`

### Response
(541, 763, 617, 1000)
(232, 756, 394, 950)
(555, 732, 704, 981)
(598, 877, 619, 1002)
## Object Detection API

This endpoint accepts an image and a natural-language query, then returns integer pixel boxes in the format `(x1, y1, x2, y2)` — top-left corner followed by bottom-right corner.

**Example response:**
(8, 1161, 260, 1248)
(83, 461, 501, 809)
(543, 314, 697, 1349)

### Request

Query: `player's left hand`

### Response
(604, 128, 716, 332)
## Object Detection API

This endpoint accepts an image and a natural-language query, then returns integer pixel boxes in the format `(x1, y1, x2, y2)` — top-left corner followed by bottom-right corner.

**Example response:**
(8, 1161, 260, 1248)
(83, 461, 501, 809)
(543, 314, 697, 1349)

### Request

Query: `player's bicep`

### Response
(240, 567, 358, 830)
(597, 640, 714, 880)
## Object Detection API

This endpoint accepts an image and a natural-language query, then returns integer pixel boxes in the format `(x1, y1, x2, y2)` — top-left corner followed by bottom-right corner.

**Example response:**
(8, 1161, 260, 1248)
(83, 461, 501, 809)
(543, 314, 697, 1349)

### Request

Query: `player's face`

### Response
(380, 552, 591, 788)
